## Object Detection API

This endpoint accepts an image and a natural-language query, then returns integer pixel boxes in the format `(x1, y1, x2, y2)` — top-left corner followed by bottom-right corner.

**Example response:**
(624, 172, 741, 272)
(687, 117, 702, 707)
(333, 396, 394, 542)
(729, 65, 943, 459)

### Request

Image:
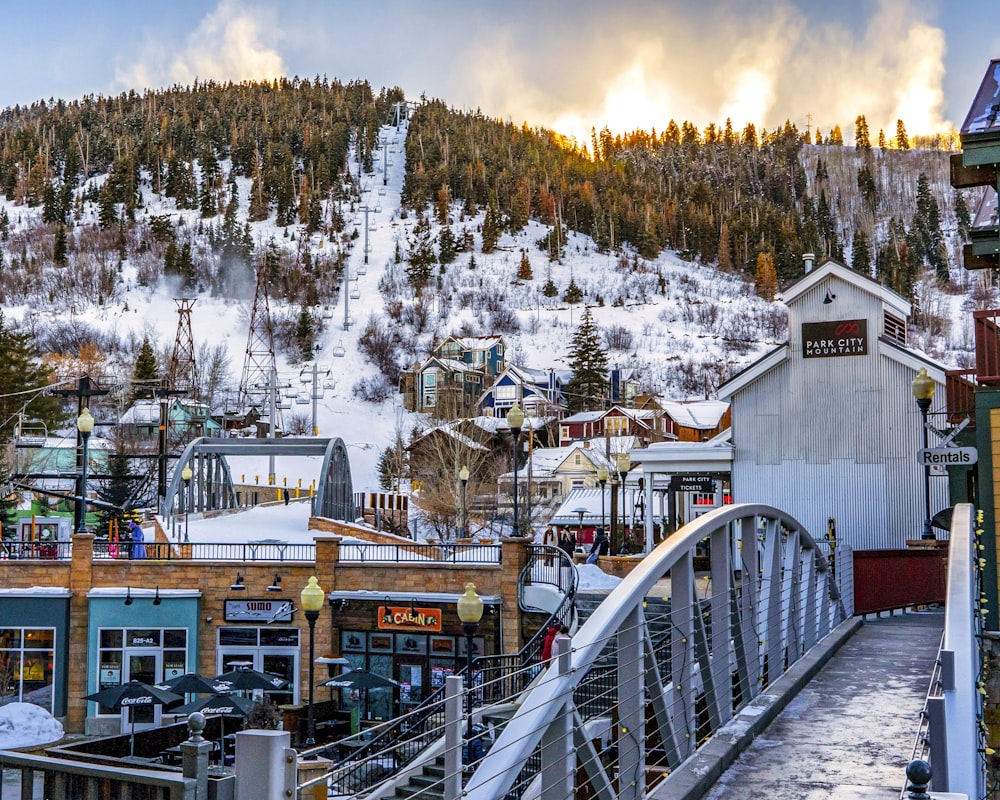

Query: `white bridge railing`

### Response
(464, 503, 853, 800)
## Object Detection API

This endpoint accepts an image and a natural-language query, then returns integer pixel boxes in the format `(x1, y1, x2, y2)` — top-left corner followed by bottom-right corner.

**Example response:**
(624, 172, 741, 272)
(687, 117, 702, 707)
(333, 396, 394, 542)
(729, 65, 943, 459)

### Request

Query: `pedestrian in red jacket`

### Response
(541, 624, 560, 661)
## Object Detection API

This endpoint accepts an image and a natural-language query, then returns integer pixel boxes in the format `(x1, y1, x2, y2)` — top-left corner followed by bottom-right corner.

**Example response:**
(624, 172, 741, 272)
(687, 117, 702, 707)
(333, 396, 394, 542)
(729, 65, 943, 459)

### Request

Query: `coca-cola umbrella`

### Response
(319, 668, 398, 721)
(213, 667, 289, 693)
(154, 673, 227, 695)
(83, 681, 183, 755)
(175, 692, 255, 759)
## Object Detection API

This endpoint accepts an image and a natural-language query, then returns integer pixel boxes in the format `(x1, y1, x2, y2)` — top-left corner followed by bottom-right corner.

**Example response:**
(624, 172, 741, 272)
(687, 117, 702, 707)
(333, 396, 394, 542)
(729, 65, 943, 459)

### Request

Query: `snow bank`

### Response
(0, 703, 64, 750)
(575, 564, 622, 591)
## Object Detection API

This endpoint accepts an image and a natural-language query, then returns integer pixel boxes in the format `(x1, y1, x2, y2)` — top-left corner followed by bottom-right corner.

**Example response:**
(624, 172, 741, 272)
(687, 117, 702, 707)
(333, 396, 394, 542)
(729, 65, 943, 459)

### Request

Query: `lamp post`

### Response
(300, 576, 325, 748)
(76, 408, 95, 534)
(456, 582, 483, 739)
(459, 465, 470, 539)
(596, 466, 609, 540)
(617, 453, 631, 554)
(181, 464, 193, 543)
(506, 405, 524, 537)
(912, 368, 936, 540)
(573, 507, 588, 544)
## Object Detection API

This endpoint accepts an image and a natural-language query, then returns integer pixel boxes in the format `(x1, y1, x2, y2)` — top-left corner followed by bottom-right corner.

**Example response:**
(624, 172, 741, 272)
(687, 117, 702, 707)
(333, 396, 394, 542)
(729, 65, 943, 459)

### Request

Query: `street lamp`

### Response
(76, 408, 95, 534)
(459, 465, 470, 539)
(617, 453, 631, 554)
(573, 507, 588, 543)
(456, 582, 483, 738)
(911, 368, 936, 540)
(181, 464, 193, 543)
(506, 405, 524, 537)
(596, 466, 609, 540)
(300, 576, 325, 748)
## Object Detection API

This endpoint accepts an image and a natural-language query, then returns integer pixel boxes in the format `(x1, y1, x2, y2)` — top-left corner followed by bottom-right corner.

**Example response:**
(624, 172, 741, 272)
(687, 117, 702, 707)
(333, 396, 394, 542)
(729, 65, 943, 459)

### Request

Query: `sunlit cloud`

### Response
(115, 0, 285, 91)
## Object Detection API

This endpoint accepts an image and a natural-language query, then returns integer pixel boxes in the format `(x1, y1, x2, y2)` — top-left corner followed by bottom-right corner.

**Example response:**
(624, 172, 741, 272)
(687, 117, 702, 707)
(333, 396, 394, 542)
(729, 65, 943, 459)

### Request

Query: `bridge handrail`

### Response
(464, 502, 849, 800)
(919, 503, 985, 798)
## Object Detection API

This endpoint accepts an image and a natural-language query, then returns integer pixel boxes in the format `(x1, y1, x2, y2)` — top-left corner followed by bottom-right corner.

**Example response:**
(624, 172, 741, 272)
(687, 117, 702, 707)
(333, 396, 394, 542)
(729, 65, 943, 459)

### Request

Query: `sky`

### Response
(2, 1, 998, 142)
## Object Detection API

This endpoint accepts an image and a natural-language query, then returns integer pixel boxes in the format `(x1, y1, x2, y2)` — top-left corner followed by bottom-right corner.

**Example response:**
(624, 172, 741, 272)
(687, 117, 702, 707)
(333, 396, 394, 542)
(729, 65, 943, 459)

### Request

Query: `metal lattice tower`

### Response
(168, 299, 198, 397)
(238, 258, 282, 430)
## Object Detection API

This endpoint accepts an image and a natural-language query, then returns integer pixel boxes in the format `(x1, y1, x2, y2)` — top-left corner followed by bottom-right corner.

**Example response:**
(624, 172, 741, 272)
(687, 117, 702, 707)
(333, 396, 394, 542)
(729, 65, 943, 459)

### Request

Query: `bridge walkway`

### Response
(703, 610, 944, 800)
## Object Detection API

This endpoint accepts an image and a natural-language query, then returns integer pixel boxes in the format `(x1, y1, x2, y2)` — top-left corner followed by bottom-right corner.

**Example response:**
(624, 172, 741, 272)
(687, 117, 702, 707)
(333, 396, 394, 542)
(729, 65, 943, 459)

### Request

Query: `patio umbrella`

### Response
(319, 668, 398, 721)
(155, 673, 227, 695)
(176, 692, 254, 760)
(83, 680, 183, 756)
(213, 667, 289, 693)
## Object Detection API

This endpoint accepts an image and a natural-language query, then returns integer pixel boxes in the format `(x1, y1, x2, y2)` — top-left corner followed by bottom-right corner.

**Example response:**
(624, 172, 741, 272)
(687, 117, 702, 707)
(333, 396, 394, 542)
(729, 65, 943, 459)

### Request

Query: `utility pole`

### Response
(154, 387, 184, 506)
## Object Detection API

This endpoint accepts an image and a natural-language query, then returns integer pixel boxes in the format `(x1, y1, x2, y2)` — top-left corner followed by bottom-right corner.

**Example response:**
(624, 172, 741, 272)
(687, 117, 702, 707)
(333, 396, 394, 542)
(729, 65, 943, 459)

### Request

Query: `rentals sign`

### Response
(918, 447, 978, 466)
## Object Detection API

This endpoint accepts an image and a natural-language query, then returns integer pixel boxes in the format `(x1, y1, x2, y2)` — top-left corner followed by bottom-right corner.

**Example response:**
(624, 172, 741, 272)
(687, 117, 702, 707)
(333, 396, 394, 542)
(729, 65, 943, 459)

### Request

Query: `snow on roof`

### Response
(561, 410, 605, 423)
(446, 335, 504, 350)
(659, 399, 730, 429)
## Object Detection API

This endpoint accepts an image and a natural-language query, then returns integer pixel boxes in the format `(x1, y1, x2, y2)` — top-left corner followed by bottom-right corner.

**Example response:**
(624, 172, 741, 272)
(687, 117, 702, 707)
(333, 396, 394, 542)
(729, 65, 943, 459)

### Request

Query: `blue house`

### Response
(478, 365, 570, 419)
(402, 336, 508, 414)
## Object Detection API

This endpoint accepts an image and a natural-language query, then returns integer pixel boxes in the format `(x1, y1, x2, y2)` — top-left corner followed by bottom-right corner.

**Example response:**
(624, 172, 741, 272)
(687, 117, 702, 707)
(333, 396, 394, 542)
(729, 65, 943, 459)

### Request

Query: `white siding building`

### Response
(716, 257, 948, 550)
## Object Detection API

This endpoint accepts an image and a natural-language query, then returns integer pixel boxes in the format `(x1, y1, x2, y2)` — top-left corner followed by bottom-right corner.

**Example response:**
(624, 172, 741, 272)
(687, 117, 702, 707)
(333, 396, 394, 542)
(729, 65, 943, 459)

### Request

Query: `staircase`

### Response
(394, 756, 447, 800)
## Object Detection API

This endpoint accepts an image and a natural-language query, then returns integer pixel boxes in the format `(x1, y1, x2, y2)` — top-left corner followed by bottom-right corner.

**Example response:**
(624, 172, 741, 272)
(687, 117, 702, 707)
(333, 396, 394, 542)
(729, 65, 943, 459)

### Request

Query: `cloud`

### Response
(422, 0, 951, 139)
(116, 0, 285, 91)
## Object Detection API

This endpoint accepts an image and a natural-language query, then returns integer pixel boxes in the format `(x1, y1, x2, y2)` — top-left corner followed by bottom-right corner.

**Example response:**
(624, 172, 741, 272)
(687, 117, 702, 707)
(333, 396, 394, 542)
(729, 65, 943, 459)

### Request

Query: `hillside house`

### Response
(400, 336, 507, 414)
(659, 400, 732, 441)
(558, 406, 672, 447)
(478, 365, 569, 419)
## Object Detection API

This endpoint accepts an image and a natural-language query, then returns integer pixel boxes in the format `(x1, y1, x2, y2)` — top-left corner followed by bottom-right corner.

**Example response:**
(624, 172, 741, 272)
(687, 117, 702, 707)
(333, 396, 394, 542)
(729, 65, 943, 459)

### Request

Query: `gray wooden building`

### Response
(715, 256, 948, 550)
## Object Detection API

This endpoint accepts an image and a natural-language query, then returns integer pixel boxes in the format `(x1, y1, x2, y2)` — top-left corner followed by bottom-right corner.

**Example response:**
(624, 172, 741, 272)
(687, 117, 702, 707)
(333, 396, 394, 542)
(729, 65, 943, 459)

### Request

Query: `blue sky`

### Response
(3, 1, 998, 138)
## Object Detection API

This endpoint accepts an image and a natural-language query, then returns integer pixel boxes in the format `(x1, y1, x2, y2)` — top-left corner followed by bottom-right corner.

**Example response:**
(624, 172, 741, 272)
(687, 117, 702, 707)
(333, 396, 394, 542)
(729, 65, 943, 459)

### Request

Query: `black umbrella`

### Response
(175, 692, 254, 765)
(155, 673, 227, 695)
(83, 681, 183, 755)
(213, 667, 289, 693)
(319, 668, 398, 722)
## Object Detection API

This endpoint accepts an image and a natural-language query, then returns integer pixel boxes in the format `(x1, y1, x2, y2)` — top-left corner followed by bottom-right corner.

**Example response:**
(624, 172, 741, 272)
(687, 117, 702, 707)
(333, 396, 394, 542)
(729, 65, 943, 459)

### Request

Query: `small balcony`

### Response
(945, 368, 978, 426)
(973, 309, 1000, 385)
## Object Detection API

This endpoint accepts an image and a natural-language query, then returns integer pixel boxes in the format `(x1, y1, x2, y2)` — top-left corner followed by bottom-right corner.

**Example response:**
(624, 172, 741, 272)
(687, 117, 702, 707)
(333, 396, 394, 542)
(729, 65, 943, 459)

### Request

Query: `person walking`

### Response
(559, 531, 575, 556)
(586, 528, 609, 564)
(541, 623, 560, 661)
(128, 520, 147, 559)
(551, 624, 571, 661)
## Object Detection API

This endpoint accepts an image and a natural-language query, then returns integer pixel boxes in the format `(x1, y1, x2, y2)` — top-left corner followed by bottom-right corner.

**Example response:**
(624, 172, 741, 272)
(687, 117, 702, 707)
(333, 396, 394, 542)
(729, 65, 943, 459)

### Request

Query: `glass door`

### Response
(397, 662, 424, 712)
(261, 653, 295, 706)
(122, 652, 161, 733)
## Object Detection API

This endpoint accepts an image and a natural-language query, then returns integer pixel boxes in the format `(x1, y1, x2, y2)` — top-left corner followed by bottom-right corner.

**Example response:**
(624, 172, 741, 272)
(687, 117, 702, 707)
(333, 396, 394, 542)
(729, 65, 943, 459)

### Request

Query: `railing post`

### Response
(619, 602, 646, 799)
(234, 730, 296, 800)
(180, 712, 213, 800)
(905, 759, 932, 799)
(444, 675, 463, 800)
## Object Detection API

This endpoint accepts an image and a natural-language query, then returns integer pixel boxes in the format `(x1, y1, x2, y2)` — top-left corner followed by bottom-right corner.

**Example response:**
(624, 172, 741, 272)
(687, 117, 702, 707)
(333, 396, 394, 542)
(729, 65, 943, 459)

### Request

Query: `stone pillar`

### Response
(499, 537, 531, 652)
(67, 533, 95, 733)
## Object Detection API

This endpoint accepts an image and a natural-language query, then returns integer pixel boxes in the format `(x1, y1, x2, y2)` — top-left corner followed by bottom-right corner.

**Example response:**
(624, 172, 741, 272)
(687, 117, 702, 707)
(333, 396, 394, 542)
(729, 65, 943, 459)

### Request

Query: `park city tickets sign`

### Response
(378, 606, 442, 632)
(802, 319, 868, 359)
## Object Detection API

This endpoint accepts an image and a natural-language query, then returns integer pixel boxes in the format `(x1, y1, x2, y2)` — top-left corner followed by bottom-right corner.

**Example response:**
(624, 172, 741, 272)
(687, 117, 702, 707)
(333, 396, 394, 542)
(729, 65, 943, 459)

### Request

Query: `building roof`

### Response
(441, 335, 504, 351)
(659, 399, 730, 429)
(780, 257, 911, 317)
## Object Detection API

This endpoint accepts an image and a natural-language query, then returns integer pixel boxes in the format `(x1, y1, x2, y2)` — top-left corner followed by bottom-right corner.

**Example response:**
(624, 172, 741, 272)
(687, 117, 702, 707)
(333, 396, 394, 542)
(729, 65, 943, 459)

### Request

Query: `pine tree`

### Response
(754, 252, 777, 301)
(542, 278, 558, 297)
(95, 443, 143, 540)
(438, 226, 457, 265)
(481, 195, 503, 253)
(0, 313, 64, 442)
(878, 129, 886, 149)
(53, 225, 68, 264)
(131, 338, 159, 400)
(851, 230, 871, 274)
(0, 451, 17, 541)
(829, 125, 844, 145)
(563, 278, 583, 304)
(895, 119, 909, 150)
(955, 190, 971, 238)
(405, 215, 436, 292)
(854, 115, 871, 151)
(295, 307, 315, 360)
(564, 308, 609, 412)
(718, 221, 732, 271)
(517, 249, 533, 280)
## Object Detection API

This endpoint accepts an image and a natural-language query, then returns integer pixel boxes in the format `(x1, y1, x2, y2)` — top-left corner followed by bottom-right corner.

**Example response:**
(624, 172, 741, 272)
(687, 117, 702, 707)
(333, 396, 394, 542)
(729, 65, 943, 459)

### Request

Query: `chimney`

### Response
(803, 253, 815, 273)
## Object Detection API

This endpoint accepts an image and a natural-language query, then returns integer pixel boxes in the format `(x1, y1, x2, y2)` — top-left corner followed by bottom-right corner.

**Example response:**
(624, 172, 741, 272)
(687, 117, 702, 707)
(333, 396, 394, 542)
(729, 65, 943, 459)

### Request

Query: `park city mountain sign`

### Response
(802, 319, 868, 358)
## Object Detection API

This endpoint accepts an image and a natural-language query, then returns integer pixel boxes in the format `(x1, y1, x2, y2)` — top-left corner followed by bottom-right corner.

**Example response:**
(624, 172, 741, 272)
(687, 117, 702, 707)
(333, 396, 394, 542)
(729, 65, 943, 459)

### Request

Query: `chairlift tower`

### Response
(238, 258, 282, 435)
(168, 299, 198, 398)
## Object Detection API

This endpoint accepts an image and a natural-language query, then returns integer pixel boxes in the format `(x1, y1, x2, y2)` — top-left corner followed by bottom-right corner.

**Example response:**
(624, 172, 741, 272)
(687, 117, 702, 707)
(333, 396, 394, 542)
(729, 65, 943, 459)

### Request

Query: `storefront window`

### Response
(217, 627, 299, 706)
(0, 627, 56, 713)
(95, 628, 188, 716)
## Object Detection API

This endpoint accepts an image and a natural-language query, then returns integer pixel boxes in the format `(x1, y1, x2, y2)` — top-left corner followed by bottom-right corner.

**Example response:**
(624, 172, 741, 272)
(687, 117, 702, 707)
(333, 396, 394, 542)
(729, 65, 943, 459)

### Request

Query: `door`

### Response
(261, 653, 295, 706)
(397, 662, 424, 712)
(122, 652, 162, 733)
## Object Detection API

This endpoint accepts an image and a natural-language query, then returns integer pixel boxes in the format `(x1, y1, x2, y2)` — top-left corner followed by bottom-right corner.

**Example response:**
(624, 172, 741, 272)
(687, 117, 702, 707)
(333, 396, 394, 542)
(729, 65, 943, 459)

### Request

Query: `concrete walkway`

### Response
(703, 610, 943, 800)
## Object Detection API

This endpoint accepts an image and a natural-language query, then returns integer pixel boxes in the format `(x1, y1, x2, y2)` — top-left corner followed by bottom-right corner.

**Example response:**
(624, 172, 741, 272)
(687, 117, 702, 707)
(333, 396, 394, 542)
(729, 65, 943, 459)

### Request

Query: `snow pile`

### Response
(575, 563, 622, 591)
(0, 703, 64, 750)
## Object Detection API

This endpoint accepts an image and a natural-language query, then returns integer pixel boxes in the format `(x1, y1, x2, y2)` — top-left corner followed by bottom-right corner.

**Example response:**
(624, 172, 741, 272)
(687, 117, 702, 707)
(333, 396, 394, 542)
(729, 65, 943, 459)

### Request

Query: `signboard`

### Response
(224, 599, 295, 623)
(918, 447, 978, 466)
(668, 475, 714, 493)
(377, 606, 442, 632)
(801, 319, 868, 358)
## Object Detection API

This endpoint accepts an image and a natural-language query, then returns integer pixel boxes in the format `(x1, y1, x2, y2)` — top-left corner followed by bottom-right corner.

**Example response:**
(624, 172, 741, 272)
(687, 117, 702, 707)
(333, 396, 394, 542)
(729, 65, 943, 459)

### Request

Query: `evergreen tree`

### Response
(0, 452, 17, 541)
(53, 225, 68, 264)
(878, 129, 886, 149)
(564, 309, 608, 413)
(912, 173, 947, 281)
(131, 338, 159, 400)
(562, 278, 583, 304)
(955, 190, 971, 239)
(405, 215, 436, 292)
(828, 125, 844, 145)
(851, 229, 871, 274)
(0, 208, 8, 240)
(517, 249, 533, 280)
(481, 195, 503, 253)
(438, 226, 457, 265)
(97, 184, 117, 229)
(857, 165, 877, 214)
(0, 313, 64, 442)
(854, 115, 871, 151)
(294, 307, 315, 360)
(542, 278, 558, 297)
(95, 444, 144, 540)
(717, 221, 732, 271)
(895, 119, 909, 150)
